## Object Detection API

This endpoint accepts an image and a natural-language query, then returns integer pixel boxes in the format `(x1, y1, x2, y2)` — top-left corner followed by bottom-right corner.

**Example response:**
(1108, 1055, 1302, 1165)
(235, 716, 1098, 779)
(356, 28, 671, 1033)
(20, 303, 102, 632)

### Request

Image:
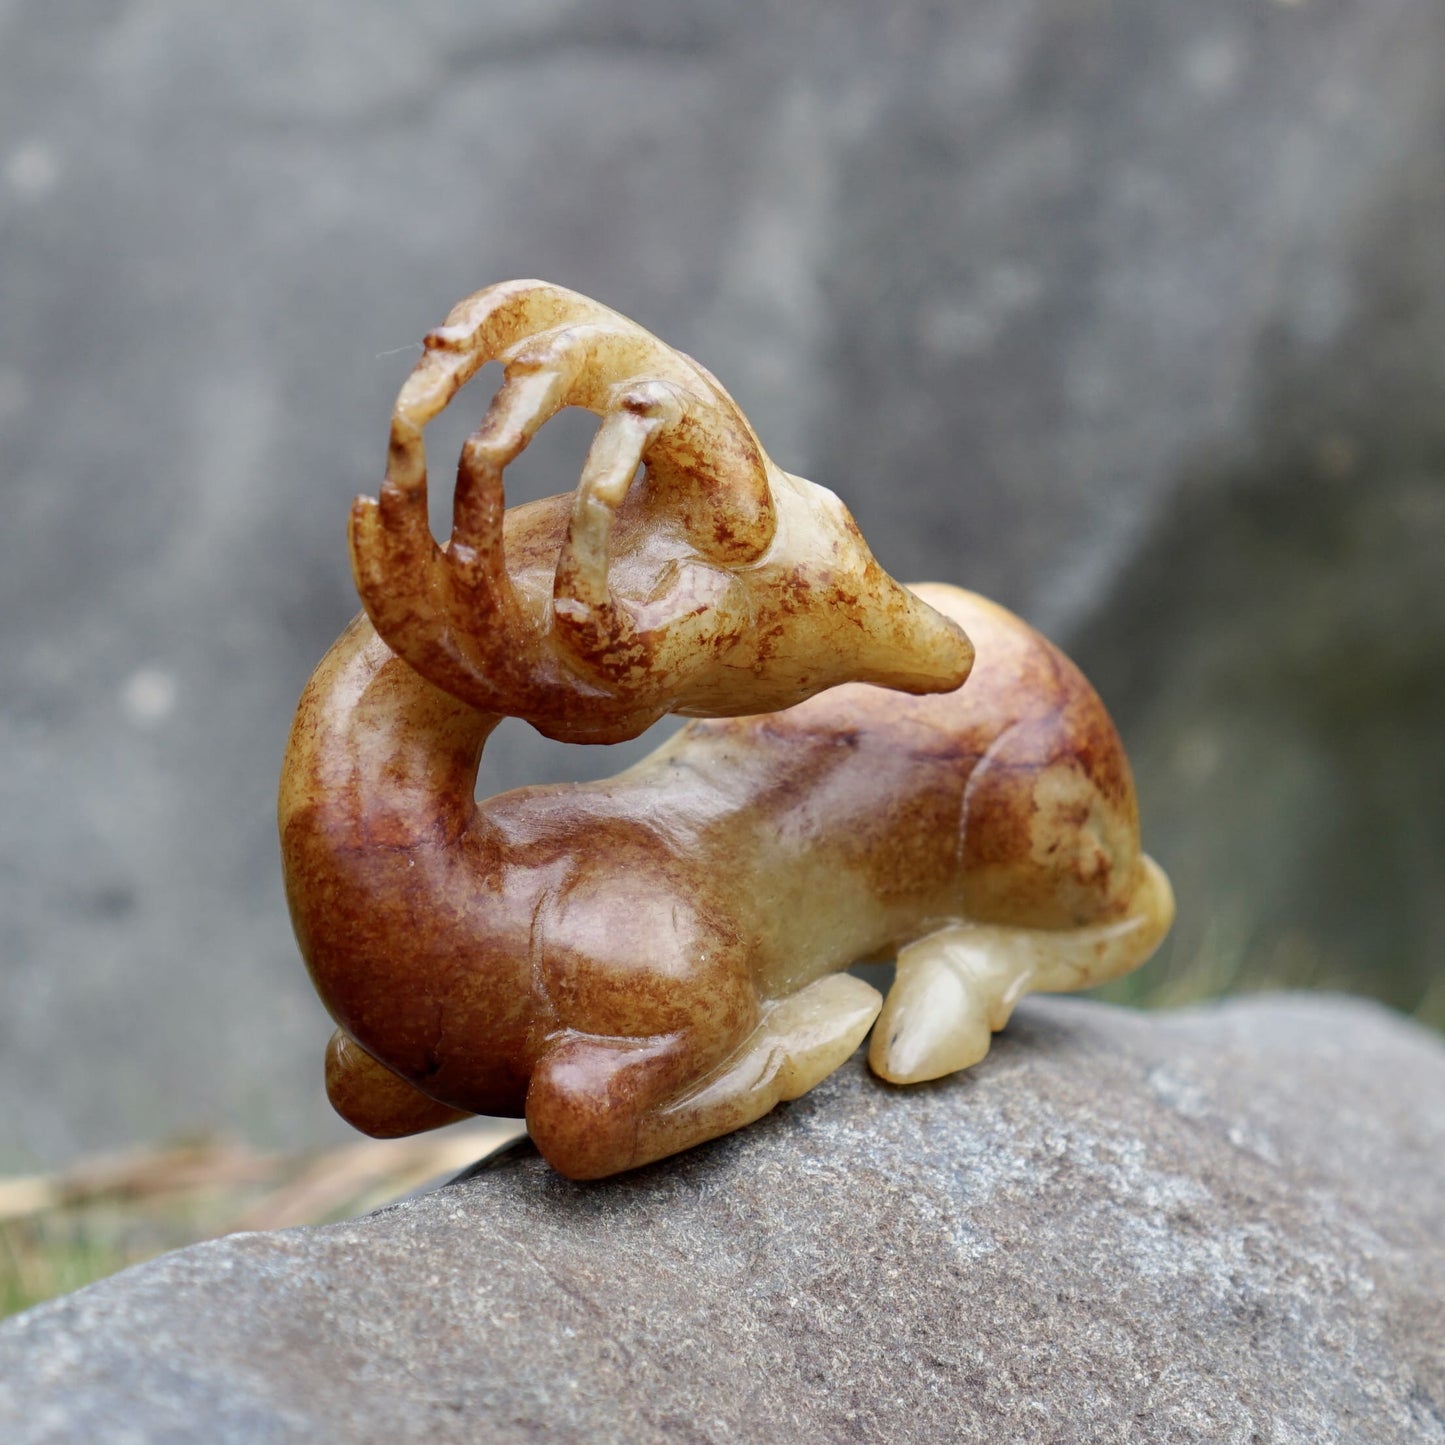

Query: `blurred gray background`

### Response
(2, 0, 1441, 1168)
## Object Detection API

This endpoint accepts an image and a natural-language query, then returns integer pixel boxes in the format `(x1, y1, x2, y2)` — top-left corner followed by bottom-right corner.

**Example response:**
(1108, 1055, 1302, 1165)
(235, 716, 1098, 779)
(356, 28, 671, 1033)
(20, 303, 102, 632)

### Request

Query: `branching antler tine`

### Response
(361, 294, 584, 679)
(453, 369, 566, 532)
(384, 279, 581, 498)
(646, 399, 777, 566)
(375, 342, 493, 541)
(426, 278, 580, 360)
(348, 392, 445, 646)
(553, 397, 665, 630)
(448, 353, 579, 589)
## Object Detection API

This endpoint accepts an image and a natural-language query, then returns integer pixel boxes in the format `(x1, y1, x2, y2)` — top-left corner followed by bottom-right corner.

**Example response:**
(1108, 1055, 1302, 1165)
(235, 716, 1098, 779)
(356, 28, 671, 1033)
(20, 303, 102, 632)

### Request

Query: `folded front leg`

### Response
(526, 974, 881, 1180)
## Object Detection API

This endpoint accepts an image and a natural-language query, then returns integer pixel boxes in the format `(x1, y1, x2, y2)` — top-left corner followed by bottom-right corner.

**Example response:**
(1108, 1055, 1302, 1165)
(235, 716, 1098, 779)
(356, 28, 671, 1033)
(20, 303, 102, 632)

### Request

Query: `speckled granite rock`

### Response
(1, 994, 1440, 1443)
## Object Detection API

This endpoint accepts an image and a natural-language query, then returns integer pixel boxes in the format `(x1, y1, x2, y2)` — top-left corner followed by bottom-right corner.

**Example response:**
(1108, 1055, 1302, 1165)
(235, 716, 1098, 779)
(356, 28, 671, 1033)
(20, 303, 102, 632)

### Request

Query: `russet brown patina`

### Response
(280, 282, 1173, 1180)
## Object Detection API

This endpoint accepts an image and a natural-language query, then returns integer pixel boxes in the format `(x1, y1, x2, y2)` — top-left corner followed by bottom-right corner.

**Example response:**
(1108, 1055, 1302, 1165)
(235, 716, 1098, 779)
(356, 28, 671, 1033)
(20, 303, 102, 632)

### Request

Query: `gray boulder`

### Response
(1, 994, 1441, 1443)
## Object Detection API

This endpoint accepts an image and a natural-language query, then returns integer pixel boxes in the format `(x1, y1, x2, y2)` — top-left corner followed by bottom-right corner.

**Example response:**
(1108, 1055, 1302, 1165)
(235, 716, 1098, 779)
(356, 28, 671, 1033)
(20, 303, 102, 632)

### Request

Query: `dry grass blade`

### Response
(0, 1141, 275, 1224)
(227, 1123, 522, 1233)
(0, 1121, 525, 1320)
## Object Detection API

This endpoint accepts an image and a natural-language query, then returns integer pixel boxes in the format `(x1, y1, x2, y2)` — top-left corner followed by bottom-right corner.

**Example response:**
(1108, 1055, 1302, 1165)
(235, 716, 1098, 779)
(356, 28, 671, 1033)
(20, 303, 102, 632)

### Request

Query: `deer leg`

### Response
(654, 971, 882, 1137)
(870, 856, 1176, 1085)
(525, 1030, 702, 1182)
(526, 974, 881, 1180)
(325, 1029, 472, 1138)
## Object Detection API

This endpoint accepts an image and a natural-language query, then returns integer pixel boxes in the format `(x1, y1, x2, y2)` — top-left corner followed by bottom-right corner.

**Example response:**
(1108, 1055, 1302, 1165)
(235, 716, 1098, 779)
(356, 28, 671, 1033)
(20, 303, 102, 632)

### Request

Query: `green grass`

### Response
(2, 1226, 111, 1317)
(1, 1214, 170, 1318)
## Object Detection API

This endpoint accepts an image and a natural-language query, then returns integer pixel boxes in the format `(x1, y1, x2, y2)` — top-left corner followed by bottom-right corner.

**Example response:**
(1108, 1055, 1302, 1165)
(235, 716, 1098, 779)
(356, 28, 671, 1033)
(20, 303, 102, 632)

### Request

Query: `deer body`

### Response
(281, 584, 1173, 1180)
(282, 280, 1171, 1177)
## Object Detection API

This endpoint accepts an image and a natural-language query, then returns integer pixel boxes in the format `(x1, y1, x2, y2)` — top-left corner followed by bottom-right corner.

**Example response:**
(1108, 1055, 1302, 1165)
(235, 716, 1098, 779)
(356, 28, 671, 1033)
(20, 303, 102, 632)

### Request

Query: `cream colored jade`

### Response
(279, 280, 1174, 1180)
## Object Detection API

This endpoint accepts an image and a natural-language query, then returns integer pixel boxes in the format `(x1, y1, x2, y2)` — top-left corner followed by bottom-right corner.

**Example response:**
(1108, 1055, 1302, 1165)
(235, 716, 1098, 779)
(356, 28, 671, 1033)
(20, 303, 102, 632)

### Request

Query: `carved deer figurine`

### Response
(280, 282, 1173, 1180)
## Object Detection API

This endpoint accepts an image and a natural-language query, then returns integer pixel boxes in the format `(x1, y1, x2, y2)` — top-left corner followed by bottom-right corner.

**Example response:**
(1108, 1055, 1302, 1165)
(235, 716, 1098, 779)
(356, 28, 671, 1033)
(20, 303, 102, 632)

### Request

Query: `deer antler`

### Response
(349, 281, 972, 743)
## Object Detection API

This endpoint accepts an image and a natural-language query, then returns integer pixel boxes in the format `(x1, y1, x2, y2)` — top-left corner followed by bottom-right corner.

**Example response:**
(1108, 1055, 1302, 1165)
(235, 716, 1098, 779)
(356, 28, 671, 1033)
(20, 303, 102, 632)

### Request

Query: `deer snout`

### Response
(847, 572, 975, 696)
(777, 474, 975, 697)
